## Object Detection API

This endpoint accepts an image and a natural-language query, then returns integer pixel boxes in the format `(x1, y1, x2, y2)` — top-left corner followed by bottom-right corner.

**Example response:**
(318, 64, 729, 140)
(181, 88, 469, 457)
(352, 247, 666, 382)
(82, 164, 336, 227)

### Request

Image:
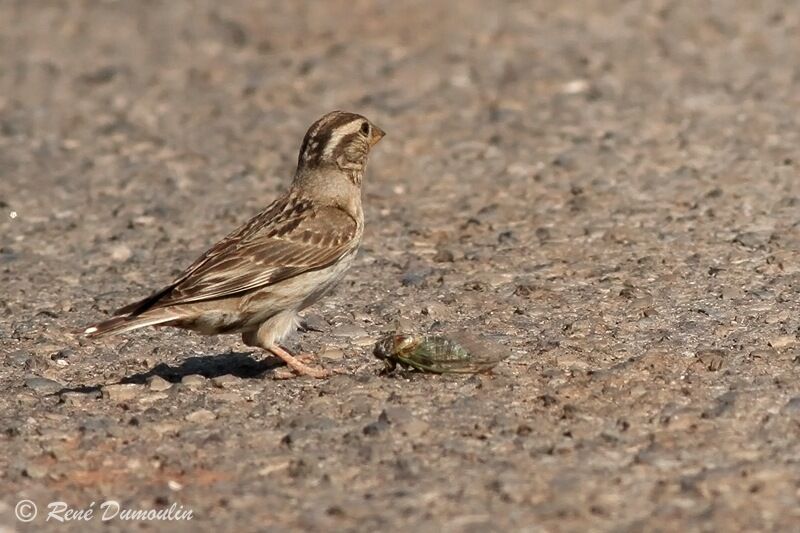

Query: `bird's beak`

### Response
(369, 126, 386, 147)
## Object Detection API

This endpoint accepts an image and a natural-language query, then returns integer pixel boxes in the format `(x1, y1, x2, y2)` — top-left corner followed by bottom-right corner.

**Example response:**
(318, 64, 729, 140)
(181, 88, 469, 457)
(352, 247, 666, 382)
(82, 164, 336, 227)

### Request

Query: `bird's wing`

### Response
(115, 194, 359, 314)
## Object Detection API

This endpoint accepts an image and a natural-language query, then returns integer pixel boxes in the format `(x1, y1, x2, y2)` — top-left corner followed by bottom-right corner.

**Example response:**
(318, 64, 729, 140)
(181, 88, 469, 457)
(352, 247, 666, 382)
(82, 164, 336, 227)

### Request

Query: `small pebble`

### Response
(765, 310, 790, 324)
(61, 391, 100, 405)
(50, 348, 74, 362)
(363, 416, 390, 436)
(139, 392, 169, 404)
(110, 244, 132, 262)
(380, 406, 412, 425)
(215, 392, 242, 402)
(392, 317, 415, 332)
(258, 459, 291, 476)
(24, 463, 49, 480)
(555, 352, 590, 372)
(402, 419, 430, 438)
(185, 409, 216, 423)
(133, 215, 155, 226)
(319, 347, 345, 360)
(782, 397, 800, 415)
(733, 231, 770, 249)
(749, 348, 777, 360)
(102, 384, 143, 402)
(720, 286, 743, 300)
(181, 374, 207, 387)
(401, 267, 432, 287)
(351, 311, 373, 324)
(535, 227, 552, 242)
(433, 248, 455, 263)
(421, 303, 449, 320)
(562, 79, 590, 94)
(695, 349, 725, 371)
(7, 350, 30, 366)
(352, 336, 376, 347)
(211, 374, 240, 388)
(24, 376, 63, 395)
(147, 375, 173, 392)
(770, 336, 797, 349)
(378, 405, 429, 438)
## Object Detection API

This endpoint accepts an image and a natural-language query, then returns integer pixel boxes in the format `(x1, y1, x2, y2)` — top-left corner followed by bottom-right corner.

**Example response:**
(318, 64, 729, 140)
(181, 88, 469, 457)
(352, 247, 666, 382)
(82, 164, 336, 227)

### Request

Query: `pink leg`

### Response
(268, 345, 330, 379)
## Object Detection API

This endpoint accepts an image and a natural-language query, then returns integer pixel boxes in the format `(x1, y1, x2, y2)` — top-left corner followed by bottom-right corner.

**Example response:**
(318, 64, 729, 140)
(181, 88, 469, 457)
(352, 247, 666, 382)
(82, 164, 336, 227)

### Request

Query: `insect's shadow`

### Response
(55, 351, 282, 396)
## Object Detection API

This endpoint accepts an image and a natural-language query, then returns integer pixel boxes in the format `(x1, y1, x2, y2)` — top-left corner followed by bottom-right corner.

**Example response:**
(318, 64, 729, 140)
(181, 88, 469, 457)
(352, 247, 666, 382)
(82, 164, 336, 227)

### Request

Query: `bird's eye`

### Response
(360, 122, 371, 136)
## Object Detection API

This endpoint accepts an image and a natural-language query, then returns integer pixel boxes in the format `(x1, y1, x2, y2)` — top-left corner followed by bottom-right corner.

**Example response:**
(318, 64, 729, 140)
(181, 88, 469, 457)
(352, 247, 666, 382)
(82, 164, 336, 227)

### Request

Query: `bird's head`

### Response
(296, 111, 385, 186)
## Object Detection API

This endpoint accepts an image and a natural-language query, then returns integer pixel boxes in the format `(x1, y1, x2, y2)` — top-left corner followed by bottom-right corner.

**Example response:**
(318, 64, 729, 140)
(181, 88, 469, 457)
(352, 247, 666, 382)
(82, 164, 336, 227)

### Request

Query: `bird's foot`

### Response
(268, 345, 332, 379)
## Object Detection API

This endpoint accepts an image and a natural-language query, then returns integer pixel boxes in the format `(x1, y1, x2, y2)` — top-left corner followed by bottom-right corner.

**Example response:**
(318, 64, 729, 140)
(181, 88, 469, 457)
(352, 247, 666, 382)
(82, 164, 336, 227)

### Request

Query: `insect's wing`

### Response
(398, 333, 510, 374)
(449, 332, 512, 371)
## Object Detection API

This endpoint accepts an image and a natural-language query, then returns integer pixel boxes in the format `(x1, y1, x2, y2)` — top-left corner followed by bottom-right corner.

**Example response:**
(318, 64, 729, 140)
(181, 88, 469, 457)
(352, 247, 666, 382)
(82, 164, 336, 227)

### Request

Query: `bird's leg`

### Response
(268, 345, 330, 379)
(243, 319, 332, 379)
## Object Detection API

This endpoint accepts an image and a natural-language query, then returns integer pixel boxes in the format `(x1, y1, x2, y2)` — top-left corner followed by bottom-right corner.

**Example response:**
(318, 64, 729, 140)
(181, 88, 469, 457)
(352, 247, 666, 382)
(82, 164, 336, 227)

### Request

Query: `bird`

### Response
(84, 110, 385, 378)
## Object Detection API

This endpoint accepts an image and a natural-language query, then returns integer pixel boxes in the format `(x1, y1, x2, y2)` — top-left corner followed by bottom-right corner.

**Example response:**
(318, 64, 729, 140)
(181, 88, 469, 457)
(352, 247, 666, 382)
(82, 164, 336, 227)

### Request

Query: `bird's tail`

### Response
(83, 313, 177, 338)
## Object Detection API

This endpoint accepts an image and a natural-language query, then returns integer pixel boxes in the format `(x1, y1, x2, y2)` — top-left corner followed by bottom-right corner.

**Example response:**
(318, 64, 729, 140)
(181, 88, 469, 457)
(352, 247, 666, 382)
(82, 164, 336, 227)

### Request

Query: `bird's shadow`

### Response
(56, 351, 282, 396)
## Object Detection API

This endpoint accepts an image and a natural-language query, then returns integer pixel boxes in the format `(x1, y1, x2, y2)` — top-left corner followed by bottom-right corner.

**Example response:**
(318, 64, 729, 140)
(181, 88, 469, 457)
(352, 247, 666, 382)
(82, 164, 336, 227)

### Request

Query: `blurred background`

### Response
(1, 1, 799, 531)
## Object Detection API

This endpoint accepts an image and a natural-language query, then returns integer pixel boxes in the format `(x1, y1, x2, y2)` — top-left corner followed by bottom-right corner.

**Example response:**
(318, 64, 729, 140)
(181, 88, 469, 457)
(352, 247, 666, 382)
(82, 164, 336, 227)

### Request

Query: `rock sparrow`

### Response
(85, 110, 385, 378)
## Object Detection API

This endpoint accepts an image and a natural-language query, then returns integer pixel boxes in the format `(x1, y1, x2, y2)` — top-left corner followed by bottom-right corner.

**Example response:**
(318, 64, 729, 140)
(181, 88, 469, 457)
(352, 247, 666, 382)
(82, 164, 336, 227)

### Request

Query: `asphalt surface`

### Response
(1, 1, 799, 531)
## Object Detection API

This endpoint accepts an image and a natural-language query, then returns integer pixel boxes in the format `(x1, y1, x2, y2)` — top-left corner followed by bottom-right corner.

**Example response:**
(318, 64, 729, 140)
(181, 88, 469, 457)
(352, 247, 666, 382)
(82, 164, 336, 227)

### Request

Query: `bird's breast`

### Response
(240, 246, 360, 315)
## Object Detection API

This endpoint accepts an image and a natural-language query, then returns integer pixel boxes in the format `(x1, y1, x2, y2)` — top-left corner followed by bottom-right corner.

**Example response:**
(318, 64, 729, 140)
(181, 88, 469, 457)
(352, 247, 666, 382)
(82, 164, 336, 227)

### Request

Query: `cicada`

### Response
(373, 332, 509, 374)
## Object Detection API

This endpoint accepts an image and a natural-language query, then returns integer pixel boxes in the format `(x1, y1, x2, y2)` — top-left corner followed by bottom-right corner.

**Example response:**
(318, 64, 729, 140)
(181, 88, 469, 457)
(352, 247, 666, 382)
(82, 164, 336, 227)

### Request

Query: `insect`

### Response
(373, 332, 510, 374)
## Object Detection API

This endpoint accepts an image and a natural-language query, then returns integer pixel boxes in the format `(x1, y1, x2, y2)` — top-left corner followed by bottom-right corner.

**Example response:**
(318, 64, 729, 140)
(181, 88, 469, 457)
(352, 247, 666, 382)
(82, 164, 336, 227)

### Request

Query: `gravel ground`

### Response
(2, 1, 800, 531)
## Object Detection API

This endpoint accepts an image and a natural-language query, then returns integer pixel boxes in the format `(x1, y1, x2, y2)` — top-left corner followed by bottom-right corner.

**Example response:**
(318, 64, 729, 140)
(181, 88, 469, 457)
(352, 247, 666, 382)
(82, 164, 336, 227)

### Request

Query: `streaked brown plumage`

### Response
(85, 111, 385, 378)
